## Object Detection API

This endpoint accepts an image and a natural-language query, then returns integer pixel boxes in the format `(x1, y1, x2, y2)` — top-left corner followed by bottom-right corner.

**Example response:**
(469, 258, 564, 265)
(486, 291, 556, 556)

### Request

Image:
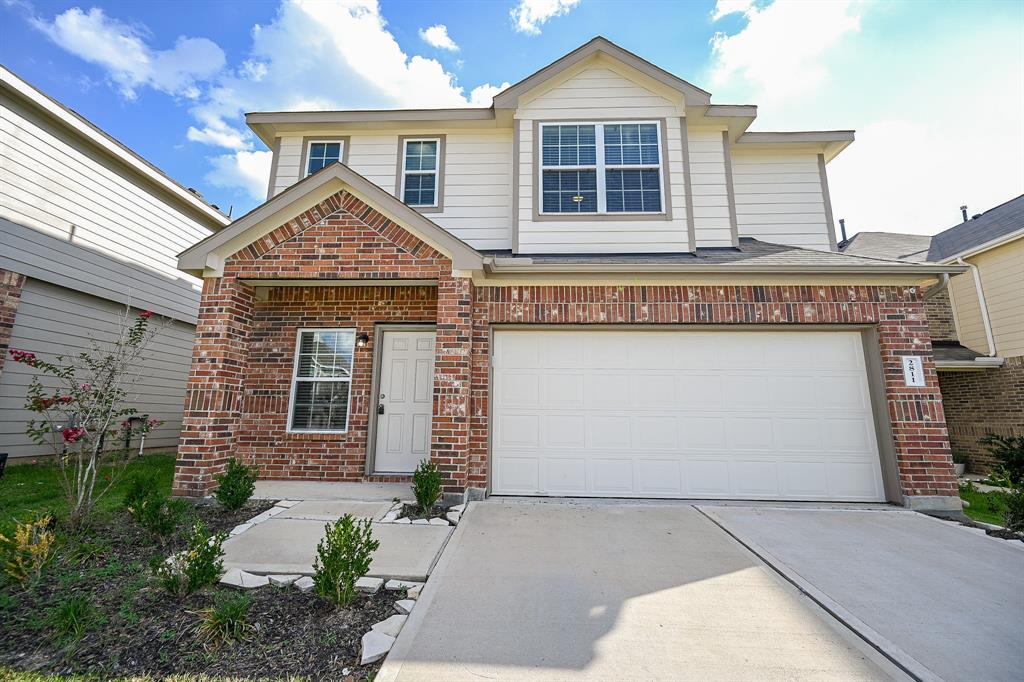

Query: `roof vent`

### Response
(960, 205, 968, 222)
(972, 214, 982, 220)
(187, 187, 205, 199)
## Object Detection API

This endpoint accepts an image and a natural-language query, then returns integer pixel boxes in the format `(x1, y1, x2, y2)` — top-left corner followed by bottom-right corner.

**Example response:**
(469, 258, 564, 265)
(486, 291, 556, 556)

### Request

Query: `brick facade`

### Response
(939, 356, 1024, 471)
(173, 191, 958, 504)
(0, 269, 27, 382)
(924, 289, 956, 342)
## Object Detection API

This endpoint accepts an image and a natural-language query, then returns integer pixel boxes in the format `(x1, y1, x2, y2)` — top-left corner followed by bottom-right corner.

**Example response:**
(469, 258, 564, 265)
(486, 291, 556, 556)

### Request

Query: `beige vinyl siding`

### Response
(949, 239, 1024, 358)
(271, 136, 304, 195)
(0, 279, 194, 458)
(513, 64, 690, 254)
(271, 130, 512, 251)
(0, 96, 211, 323)
(687, 127, 732, 247)
(730, 150, 832, 250)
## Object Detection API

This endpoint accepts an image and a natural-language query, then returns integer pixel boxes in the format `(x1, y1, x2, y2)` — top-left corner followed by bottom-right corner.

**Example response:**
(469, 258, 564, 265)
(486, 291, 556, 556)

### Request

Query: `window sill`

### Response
(409, 205, 443, 214)
(533, 211, 670, 222)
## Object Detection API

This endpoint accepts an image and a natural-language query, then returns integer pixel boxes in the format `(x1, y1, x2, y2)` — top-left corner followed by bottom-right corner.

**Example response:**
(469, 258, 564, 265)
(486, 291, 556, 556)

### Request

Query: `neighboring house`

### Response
(172, 38, 964, 511)
(840, 196, 1023, 471)
(0, 67, 230, 459)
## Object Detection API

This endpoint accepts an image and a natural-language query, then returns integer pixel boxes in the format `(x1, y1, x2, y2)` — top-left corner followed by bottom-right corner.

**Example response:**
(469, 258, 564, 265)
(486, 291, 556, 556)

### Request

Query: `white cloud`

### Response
(419, 24, 458, 51)
(32, 7, 224, 100)
(510, 0, 580, 35)
(186, 124, 251, 150)
(709, 0, 863, 103)
(205, 150, 273, 203)
(469, 82, 511, 106)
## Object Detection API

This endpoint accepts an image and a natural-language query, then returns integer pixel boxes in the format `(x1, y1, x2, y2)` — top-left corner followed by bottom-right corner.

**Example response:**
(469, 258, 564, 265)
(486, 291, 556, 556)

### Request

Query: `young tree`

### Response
(8, 307, 165, 529)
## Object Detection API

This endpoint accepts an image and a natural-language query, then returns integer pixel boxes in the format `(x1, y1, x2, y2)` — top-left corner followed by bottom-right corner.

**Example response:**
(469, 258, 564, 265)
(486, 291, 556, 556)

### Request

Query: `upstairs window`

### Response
(400, 138, 441, 208)
(539, 122, 663, 215)
(288, 329, 355, 433)
(305, 140, 344, 176)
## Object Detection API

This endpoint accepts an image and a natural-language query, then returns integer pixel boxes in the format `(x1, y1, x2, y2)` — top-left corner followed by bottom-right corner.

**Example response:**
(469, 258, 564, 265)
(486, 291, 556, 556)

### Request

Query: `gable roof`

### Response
(178, 163, 484, 276)
(839, 232, 932, 262)
(927, 194, 1024, 261)
(1, 66, 229, 229)
(492, 36, 712, 109)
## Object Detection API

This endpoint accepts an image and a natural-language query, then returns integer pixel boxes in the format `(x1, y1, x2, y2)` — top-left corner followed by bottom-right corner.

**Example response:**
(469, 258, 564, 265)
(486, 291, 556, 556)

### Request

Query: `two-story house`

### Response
(173, 38, 964, 511)
(0, 67, 230, 460)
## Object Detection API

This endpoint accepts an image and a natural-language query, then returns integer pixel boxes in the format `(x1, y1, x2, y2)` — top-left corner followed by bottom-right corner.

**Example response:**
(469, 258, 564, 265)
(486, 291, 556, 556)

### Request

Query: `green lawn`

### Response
(0, 454, 175, 535)
(959, 483, 1009, 526)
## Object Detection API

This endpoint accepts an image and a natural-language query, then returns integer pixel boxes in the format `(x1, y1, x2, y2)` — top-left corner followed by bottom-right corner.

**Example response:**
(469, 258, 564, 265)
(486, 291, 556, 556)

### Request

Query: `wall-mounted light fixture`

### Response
(356, 332, 370, 348)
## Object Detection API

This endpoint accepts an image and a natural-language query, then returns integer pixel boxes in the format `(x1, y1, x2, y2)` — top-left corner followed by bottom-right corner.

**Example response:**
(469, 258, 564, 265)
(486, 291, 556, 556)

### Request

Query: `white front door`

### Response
(491, 329, 886, 501)
(374, 329, 436, 473)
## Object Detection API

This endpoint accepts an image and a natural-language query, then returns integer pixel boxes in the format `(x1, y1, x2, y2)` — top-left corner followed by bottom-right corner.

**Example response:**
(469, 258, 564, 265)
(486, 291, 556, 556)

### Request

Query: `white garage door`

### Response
(491, 330, 886, 501)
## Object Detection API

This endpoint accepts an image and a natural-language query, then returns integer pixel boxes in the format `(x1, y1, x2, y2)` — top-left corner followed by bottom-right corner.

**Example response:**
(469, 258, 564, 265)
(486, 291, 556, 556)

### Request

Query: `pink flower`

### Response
(80, 383, 92, 392)
(139, 310, 153, 319)
(62, 426, 86, 443)
(9, 349, 37, 365)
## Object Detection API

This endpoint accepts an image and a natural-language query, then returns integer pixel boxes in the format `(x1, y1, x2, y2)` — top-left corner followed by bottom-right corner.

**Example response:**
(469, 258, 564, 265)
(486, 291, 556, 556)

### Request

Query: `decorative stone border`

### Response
(229, 499, 299, 537)
(377, 500, 466, 526)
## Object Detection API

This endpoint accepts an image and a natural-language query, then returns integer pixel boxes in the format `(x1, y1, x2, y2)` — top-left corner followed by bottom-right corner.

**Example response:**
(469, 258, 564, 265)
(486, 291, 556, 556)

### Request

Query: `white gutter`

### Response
(923, 273, 950, 300)
(957, 256, 997, 356)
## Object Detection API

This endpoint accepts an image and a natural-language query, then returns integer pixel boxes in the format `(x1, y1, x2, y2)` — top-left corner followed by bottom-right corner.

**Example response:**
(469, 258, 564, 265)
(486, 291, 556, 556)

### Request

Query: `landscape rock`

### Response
(275, 499, 300, 508)
(394, 517, 412, 524)
(386, 579, 423, 592)
(449, 503, 466, 513)
(407, 583, 423, 599)
(411, 519, 429, 525)
(360, 630, 396, 665)
(445, 512, 461, 525)
(355, 576, 385, 594)
(428, 517, 449, 526)
(371, 614, 408, 637)
(229, 523, 253, 536)
(295, 576, 316, 593)
(268, 574, 301, 587)
(394, 599, 416, 615)
(220, 568, 270, 589)
(381, 510, 401, 523)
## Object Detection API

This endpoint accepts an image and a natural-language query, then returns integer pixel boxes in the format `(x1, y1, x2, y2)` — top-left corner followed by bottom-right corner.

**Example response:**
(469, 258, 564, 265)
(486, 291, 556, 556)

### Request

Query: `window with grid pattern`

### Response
(289, 329, 355, 432)
(401, 139, 439, 206)
(306, 142, 343, 176)
(539, 122, 663, 215)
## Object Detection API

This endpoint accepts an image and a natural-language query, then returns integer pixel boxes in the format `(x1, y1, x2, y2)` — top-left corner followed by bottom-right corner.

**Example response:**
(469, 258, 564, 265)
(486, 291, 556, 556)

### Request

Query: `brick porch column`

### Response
(173, 277, 254, 497)
(431, 275, 474, 496)
(0, 269, 27, 382)
(878, 297, 959, 509)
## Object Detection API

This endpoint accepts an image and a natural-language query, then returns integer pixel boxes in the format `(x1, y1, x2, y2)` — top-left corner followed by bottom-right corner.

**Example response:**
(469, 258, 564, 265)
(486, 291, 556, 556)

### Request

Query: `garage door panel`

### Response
(491, 330, 885, 501)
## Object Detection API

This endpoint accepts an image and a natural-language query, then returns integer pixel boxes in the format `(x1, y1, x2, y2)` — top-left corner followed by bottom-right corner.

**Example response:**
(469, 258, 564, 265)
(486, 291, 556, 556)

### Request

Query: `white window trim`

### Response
(304, 139, 346, 177)
(286, 327, 355, 434)
(538, 121, 665, 216)
(399, 137, 441, 208)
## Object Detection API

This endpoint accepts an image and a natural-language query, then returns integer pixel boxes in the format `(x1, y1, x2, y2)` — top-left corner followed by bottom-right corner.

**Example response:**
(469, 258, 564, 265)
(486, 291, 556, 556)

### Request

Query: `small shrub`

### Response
(155, 522, 226, 597)
(123, 472, 161, 510)
(126, 486, 189, 542)
(67, 539, 110, 565)
(313, 513, 379, 607)
(1004, 489, 1024, 533)
(195, 591, 252, 646)
(213, 459, 259, 511)
(0, 514, 56, 585)
(411, 459, 442, 513)
(951, 451, 968, 465)
(48, 595, 96, 640)
(980, 433, 1024, 486)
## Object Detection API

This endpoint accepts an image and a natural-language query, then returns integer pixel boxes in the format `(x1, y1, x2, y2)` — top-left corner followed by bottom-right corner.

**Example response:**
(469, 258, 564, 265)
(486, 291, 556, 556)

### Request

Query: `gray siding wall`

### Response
(0, 279, 194, 459)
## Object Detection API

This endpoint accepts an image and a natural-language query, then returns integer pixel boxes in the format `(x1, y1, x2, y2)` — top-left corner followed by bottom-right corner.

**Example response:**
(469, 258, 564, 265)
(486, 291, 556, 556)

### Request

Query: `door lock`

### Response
(377, 404, 385, 415)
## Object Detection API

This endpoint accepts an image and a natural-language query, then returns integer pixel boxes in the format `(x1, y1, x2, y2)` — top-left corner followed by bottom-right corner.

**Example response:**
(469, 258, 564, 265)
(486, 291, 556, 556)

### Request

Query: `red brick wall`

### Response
(0, 269, 26, 382)
(469, 285, 958, 501)
(924, 289, 957, 342)
(235, 285, 436, 481)
(939, 356, 1024, 472)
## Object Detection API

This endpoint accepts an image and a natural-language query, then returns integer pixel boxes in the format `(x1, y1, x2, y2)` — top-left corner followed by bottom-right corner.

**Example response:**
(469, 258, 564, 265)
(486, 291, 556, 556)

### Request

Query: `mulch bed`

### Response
(986, 528, 1024, 542)
(400, 503, 448, 521)
(1, 500, 398, 680)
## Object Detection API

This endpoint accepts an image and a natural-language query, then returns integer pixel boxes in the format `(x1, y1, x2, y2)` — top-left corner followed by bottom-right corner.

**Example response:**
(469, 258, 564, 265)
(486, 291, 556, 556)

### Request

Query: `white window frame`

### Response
(286, 327, 355, 434)
(304, 139, 345, 177)
(399, 137, 441, 208)
(538, 121, 665, 216)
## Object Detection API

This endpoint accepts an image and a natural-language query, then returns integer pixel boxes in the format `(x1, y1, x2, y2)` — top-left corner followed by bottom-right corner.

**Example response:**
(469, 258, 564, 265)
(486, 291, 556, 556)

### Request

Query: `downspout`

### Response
(956, 256, 997, 357)
(922, 273, 949, 300)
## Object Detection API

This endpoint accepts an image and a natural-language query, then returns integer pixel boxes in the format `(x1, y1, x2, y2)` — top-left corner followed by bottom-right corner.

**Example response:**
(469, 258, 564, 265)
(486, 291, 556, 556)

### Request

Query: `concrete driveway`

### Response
(379, 500, 903, 681)
(700, 506, 1024, 682)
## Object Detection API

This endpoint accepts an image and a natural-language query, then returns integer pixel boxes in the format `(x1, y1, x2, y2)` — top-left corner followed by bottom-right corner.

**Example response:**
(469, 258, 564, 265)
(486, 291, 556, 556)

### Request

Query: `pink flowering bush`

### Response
(10, 308, 165, 529)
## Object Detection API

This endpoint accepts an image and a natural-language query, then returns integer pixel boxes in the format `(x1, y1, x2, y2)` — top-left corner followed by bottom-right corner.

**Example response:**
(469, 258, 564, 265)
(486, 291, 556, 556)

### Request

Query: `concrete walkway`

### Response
(380, 500, 903, 681)
(700, 506, 1024, 682)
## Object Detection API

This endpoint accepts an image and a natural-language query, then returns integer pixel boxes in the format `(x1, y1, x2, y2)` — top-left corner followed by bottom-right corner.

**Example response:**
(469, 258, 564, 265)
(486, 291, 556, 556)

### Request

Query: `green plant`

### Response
(0, 514, 56, 585)
(66, 538, 109, 565)
(212, 458, 259, 511)
(313, 513, 379, 607)
(980, 433, 1024, 486)
(126, 484, 189, 542)
(951, 451, 968, 465)
(411, 459, 442, 514)
(8, 308, 166, 530)
(155, 522, 226, 597)
(1004, 488, 1024, 533)
(194, 591, 252, 646)
(48, 595, 96, 640)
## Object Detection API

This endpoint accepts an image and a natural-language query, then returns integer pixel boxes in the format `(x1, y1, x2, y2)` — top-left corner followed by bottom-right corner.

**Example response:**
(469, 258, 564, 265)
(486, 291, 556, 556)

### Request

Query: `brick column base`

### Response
(0, 269, 27, 382)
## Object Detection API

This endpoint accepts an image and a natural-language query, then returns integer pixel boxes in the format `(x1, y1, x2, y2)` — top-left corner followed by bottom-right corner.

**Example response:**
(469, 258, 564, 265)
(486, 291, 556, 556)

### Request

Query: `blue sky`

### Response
(2, 0, 1021, 236)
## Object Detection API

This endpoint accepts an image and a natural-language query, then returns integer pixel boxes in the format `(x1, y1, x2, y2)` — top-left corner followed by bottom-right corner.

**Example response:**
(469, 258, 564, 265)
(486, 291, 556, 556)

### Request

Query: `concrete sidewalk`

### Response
(700, 506, 1024, 682)
(379, 500, 904, 681)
